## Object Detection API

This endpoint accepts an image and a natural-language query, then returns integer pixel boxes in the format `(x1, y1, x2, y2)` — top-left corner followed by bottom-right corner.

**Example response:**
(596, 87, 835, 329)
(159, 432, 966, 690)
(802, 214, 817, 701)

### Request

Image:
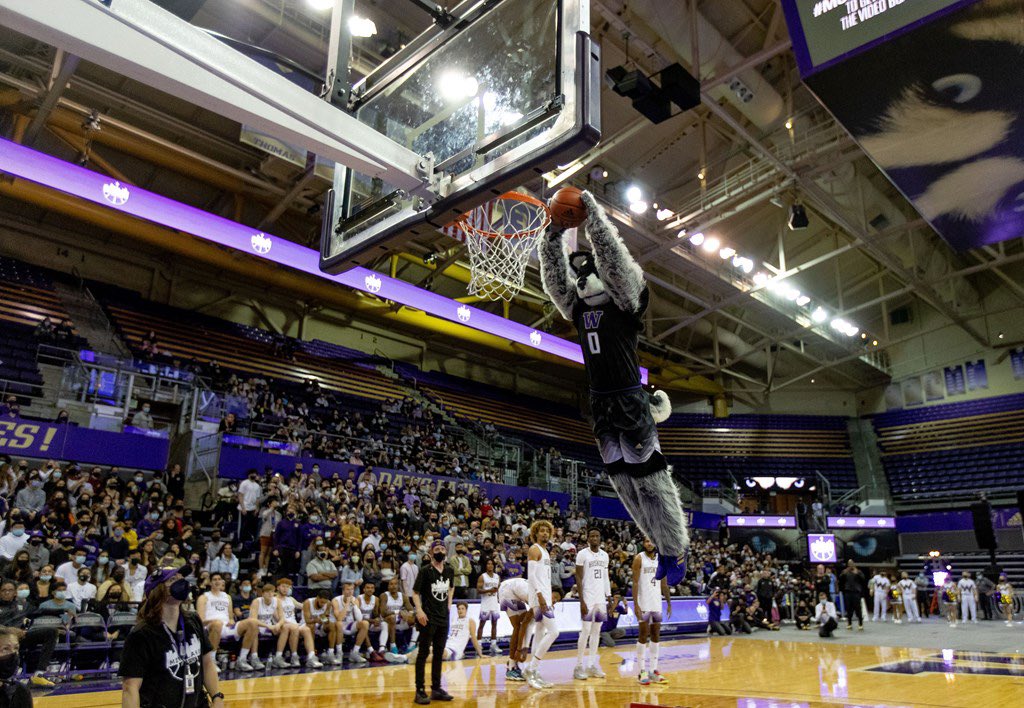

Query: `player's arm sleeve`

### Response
(537, 226, 577, 320)
(580, 190, 645, 314)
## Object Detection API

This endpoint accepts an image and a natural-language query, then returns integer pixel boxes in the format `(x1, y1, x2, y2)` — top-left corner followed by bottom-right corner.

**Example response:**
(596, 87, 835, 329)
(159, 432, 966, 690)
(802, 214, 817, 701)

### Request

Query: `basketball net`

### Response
(442, 192, 550, 302)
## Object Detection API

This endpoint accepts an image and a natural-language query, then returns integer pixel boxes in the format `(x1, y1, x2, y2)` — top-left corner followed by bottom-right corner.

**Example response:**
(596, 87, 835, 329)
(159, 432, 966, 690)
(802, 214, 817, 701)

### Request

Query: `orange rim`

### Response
(449, 192, 551, 239)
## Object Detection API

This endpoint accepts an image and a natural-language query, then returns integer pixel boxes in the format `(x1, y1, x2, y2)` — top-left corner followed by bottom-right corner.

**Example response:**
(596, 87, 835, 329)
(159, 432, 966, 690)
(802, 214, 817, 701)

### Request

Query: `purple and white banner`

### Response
(726, 515, 797, 528)
(827, 516, 895, 529)
(0, 138, 645, 383)
(0, 419, 169, 470)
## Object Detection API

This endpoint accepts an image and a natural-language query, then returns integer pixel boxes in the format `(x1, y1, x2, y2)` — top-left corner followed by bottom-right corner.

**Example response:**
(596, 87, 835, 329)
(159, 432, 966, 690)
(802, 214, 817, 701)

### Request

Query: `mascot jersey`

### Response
(573, 288, 649, 393)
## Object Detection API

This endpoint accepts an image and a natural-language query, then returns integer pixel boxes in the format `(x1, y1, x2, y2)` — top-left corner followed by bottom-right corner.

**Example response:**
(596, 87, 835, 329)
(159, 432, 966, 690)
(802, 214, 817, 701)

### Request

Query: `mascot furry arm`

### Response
(539, 190, 689, 583)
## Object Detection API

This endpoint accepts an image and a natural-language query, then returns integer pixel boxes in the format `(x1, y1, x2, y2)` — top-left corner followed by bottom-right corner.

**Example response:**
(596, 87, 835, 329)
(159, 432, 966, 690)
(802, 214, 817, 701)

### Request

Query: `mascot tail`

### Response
(649, 389, 672, 424)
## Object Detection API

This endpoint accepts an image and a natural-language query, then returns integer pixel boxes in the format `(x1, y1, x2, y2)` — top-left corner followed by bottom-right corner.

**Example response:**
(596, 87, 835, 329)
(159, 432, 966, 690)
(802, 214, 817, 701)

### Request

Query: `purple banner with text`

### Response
(0, 419, 169, 469)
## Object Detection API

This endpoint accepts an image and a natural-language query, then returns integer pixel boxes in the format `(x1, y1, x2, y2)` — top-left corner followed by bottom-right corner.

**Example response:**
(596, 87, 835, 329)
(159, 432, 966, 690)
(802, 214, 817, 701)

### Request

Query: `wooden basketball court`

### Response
(37, 636, 1024, 707)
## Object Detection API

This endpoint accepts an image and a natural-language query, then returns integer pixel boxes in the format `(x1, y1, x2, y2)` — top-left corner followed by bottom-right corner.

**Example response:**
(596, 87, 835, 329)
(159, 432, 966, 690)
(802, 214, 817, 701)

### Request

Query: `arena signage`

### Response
(0, 420, 169, 469)
(726, 515, 797, 528)
(0, 138, 646, 382)
(827, 516, 895, 529)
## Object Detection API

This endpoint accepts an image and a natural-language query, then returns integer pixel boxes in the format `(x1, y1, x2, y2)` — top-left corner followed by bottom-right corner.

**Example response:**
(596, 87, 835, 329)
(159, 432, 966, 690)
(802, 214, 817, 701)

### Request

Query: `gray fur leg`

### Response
(607, 472, 657, 542)
(609, 470, 690, 557)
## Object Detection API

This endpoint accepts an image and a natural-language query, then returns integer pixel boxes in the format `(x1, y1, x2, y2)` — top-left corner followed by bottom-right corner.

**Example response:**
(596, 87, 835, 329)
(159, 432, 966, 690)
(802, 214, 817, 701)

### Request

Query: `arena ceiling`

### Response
(1, 0, 1022, 407)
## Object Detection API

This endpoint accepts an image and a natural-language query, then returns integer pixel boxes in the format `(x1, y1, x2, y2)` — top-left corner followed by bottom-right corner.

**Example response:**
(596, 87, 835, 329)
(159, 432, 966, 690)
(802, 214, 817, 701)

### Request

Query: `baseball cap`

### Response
(144, 567, 180, 596)
(429, 540, 446, 554)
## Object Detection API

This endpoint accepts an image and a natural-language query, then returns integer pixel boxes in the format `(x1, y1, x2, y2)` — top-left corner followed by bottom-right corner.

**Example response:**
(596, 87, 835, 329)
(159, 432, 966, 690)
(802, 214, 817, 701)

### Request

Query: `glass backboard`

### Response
(319, 0, 600, 274)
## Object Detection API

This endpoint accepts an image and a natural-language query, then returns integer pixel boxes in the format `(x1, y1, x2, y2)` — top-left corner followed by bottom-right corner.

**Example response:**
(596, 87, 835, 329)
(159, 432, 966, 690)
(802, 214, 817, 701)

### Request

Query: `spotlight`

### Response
(676, 229, 688, 239)
(629, 200, 649, 214)
(656, 208, 674, 221)
(788, 203, 809, 230)
(689, 232, 705, 246)
(348, 15, 377, 36)
(872, 340, 878, 346)
(811, 307, 827, 323)
(783, 286, 801, 302)
(439, 72, 478, 101)
(785, 118, 793, 131)
(702, 236, 720, 253)
(626, 185, 643, 203)
(795, 295, 811, 307)
(753, 272, 769, 286)
(697, 170, 706, 181)
(719, 247, 736, 259)
(861, 332, 868, 340)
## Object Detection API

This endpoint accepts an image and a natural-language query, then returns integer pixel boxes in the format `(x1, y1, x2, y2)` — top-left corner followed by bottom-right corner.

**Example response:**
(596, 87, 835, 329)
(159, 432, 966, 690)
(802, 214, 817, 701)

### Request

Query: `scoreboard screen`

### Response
(782, 0, 972, 75)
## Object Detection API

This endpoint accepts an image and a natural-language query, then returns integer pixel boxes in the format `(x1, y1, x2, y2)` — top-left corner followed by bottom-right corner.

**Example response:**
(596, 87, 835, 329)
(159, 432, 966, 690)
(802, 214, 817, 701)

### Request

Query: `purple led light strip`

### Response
(0, 138, 646, 382)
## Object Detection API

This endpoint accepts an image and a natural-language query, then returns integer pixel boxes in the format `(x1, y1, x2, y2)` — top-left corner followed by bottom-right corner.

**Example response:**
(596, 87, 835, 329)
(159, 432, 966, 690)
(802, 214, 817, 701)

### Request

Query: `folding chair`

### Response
(69, 612, 112, 677)
(25, 616, 71, 681)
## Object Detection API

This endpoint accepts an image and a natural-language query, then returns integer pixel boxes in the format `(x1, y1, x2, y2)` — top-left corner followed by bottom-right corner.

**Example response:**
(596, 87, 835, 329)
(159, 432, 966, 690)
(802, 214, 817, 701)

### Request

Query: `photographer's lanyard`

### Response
(163, 615, 197, 704)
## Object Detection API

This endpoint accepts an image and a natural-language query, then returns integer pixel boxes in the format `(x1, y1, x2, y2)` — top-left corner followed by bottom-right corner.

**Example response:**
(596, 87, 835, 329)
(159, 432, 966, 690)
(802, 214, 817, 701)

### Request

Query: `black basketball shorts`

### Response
(590, 388, 666, 478)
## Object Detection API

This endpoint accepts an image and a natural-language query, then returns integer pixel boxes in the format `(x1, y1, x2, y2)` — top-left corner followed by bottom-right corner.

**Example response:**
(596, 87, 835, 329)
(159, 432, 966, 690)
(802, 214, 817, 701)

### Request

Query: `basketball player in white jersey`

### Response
(897, 571, 921, 623)
(379, 577, 410, 663)
(525, 519, 557, 690)
(197, 573, 258, 668)
(633, 537, 671, 685)
(442, 602, 482, 660)
(870, 570, 891, 622)
(239, 583, 282, 671)
(574, 528, 610, 680)
(475, 559, 502, 656)
(498, 577, 532, 681)
(275, 577, 323, 669)
(332, 581, 370, 664)
(957, 571, 978, 624)
(302, 590, 341, 665)
(355, 581, 382, 662)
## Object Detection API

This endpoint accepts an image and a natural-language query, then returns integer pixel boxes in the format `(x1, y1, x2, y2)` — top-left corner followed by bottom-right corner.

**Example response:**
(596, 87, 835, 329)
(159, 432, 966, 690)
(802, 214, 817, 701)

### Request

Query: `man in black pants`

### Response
(412, 540, 454, 705)
(0, 580, 57, 687)
(840, 560, 867, 631)
(814, 593, 839, 638)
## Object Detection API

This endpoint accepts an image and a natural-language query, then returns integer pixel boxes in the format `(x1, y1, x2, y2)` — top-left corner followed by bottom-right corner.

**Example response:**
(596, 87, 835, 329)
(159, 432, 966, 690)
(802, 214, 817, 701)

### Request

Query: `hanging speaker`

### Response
(970, 501, 997, 550)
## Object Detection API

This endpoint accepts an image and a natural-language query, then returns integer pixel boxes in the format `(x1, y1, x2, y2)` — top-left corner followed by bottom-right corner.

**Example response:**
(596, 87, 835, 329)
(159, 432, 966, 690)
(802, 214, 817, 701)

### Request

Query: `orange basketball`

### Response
(549, 186, 587, 229)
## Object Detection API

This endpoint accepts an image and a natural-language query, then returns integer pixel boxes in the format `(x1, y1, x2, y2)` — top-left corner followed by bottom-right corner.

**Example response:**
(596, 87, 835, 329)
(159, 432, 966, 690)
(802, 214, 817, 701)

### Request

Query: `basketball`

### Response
(549, 186, 587, 229)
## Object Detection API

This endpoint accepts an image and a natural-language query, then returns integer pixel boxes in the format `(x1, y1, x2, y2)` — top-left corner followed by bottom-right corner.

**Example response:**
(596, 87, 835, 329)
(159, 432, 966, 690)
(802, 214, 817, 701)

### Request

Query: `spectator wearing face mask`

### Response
(101, 523, 130, 561)
(54, 547, 90, 587)
(97, 565, 131, 603)
(14, 477, 46, 521)
(36, 581, 76, 627)
(0, 580, 57, 688)
(0, 520, 28, 562)
(69, 567, 97, 612)
(273, 510, 302, 576)
(25, 531, 48, 573)
(449, 545, 472, 600)
(2, 551, 33, 585)
(129, 403, 155, 429)
(126, 553, 148, 603)
(306, 540, 336, 591)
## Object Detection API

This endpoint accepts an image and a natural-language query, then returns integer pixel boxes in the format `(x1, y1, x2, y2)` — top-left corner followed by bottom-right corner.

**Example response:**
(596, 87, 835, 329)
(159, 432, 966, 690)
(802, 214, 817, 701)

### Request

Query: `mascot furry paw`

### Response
(539, 190, 689, 584)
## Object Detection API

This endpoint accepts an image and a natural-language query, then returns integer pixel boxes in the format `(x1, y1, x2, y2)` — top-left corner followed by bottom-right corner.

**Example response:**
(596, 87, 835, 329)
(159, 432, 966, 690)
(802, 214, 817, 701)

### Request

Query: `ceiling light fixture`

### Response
(811, 306, 827, 323)
(702, 236, 720, 253)
(753, 272, 769, 286)
(689, 232, 704, 246)
(656, 208, 674, 221)
(626, 185, 643, 203)
(348, 15, 378, 36)
(719, 247, 736, 259)
(628, 200, 649, 214)
(795, 295, 811, 307)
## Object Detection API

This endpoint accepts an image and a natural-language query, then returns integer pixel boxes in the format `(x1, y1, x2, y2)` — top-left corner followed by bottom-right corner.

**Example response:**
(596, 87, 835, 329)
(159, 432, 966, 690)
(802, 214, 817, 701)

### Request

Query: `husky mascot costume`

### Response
(539, 190, 688, 584)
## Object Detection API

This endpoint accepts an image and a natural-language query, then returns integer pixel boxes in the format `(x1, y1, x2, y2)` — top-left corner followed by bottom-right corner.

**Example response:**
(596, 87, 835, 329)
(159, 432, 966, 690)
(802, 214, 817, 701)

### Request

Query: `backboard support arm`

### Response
(0, 0, 433, 195)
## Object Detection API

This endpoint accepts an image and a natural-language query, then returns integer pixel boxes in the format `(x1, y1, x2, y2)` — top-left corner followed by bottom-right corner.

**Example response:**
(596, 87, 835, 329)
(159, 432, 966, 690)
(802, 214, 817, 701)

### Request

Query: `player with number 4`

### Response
(632, 537, 671, 685)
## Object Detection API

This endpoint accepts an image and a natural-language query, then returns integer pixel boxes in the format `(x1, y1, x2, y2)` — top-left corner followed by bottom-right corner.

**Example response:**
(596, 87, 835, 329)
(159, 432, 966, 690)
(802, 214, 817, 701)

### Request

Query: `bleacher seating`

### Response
(0, 256, 88, 394)
(871, 393, 1024, 498)
(94, 285, 406, 403)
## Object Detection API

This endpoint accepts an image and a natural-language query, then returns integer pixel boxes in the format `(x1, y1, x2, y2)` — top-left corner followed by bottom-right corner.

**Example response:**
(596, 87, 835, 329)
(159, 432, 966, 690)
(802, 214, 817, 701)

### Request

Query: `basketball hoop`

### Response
(442, 192, 551, 302)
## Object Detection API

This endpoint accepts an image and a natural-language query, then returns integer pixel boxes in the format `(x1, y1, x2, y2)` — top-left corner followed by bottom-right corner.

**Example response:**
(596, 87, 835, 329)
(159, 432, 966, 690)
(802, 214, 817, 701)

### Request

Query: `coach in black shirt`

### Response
(412, 540, 454, 704)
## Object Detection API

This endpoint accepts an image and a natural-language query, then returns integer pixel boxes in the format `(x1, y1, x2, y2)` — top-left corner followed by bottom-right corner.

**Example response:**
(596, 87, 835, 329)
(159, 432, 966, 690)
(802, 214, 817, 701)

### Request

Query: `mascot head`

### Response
(568, 251, 610, 306)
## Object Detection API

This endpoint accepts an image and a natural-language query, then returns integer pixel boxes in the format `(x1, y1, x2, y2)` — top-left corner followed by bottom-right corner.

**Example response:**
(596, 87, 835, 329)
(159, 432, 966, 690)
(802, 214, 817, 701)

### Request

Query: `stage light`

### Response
(738, 258, 754, 274)
(348, 15, 377, 36)
(656, 208, 674, 221)
(626, 185, 643, 203)
(796, 295, 811, 307)
(689, 232, 704, 246)
(702, 236, 720, 253)
(629, 200, 649, 214)
(811, 306, 827, 323)
(783, 286, 801, 301)
(439, 72, 478, 101)
(861, 332, 868, 340)
(753, 272, 769, 286)
(719, 246, 736, 259)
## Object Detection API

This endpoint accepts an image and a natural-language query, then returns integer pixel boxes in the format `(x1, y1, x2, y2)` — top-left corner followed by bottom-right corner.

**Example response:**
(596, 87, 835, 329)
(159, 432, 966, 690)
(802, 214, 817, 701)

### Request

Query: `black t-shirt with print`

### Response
(119, 611, 212, 708)
(413, 562, 453, 626)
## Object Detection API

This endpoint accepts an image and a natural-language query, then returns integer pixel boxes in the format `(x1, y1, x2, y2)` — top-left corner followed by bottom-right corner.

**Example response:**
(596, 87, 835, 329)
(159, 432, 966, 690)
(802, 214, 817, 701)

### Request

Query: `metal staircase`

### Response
(52, 277, 130, 357)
